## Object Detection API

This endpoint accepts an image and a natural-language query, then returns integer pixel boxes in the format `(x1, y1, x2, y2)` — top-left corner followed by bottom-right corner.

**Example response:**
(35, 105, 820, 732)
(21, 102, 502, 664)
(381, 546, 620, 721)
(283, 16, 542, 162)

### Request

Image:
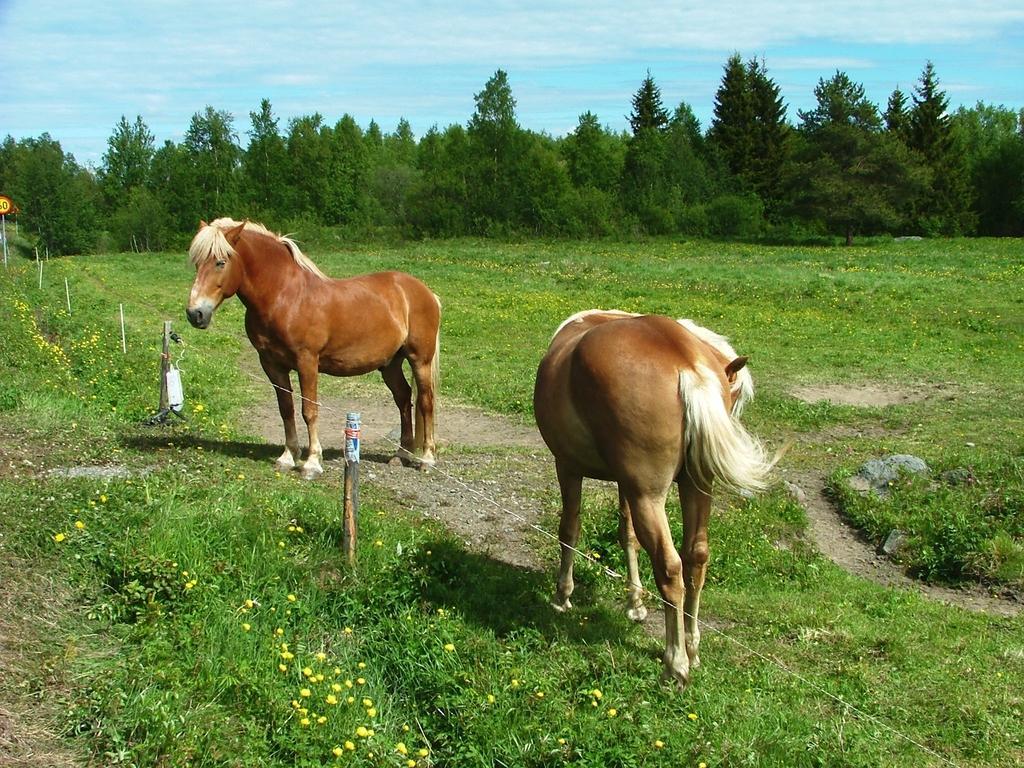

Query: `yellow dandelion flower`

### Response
(396, 742, 408, 755)
(315, 651, 327, 661)
(291, 699, 300, 708)
(236, 474, 245, 481)
(300, 688, 311, 698)
(345, 741, 355, 751)
(287, 593, 297, 602)
(194, 404, 205, 412)
(535, 691, 544, 699)
(345, 679, 354, 688)
(300, 717, 310, 727)
(344, 626, 353, 634)
(402, 724, 410, 732)
(244, 598, 254, 609)
(358, 661, 366, 669)
(356, 677, 366, 685)
(303, 666, 314, 677)
(332, 746, 343, 757)
(347, 696, 355, 704)
(511, 679, 520, 688)
(275, 628, 284, 636)
(362, 698, 373, 708)
(366, 707, 377, 718)
(443, 643, 455, 652)
(317, 716, 327, 725)
(53, 532, 66, 543)
(100, 494, 107, 503)
(374, 540, 383, 547)
(279, 664, 288, 672)
(418, 748, 429, 757)
(242, 623, 251, 631)
(486, 694, 495, 704)
(356, 726, 369, 738)
(591, 688, 603, 699)
(327, 694, 338, 705)
(607, 708, 618, 718)
(688, 712, 698, 721)
(331, 683, 342, 692)
(406, 760, 416, 768)
(74, 520, 85, 530)
(277, 540, 285, 548)
(654, 740, 664, 748)
(315, 673, 325, 682)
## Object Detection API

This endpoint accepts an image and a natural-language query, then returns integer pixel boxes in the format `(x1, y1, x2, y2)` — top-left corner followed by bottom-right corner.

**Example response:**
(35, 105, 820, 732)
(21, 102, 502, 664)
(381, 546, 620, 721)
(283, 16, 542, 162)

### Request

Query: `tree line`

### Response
(2, 57, 1023, 254)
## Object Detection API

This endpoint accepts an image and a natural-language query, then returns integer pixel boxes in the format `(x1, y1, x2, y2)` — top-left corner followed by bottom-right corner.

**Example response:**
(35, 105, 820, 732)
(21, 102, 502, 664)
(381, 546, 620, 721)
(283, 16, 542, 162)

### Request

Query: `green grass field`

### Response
(1, 237, 1021, 767)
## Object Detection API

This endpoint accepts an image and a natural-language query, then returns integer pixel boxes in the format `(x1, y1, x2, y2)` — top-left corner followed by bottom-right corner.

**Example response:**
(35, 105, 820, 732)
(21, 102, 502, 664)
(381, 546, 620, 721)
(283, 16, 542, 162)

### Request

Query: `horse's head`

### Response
(186, 219, 247, 329)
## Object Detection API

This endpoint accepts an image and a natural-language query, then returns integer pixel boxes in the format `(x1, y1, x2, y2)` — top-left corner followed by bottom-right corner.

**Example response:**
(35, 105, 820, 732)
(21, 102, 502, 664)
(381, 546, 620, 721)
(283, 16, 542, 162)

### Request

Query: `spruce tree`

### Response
(709, 54, 789, 210)
(884, 88, 911, 142)
(628, 71, 669, 134)
(908, 62, 975, 233)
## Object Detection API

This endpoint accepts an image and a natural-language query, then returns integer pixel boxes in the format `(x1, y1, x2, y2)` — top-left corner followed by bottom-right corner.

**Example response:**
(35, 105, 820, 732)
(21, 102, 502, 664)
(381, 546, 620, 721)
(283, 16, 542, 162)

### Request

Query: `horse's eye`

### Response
(215, 260, 226, 269)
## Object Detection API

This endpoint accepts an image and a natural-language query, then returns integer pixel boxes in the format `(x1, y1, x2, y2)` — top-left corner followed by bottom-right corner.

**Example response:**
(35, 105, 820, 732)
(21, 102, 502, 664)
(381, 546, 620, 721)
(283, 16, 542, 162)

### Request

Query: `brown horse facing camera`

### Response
(186, 219, 440, 478)
(534, 310, 776, 689)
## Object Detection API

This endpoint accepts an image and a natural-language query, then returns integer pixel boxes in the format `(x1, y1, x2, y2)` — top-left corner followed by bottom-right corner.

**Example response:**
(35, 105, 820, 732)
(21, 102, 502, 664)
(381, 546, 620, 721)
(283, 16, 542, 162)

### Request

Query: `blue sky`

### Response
(1, 1, 1022, 168)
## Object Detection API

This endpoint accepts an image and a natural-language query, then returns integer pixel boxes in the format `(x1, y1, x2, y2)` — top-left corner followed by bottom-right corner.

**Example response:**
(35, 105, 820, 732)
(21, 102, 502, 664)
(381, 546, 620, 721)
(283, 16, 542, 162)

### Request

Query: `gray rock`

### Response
(880, 529, 908, 556)
(783, 480, 806, 505)
(940, 467, 975, 487)
(853, 454, 929, 496)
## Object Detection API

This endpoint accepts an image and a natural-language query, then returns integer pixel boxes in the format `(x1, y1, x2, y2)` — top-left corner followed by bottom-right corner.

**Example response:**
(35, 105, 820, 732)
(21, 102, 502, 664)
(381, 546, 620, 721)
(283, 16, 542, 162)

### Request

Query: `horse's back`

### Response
(535, 313, 723, 483)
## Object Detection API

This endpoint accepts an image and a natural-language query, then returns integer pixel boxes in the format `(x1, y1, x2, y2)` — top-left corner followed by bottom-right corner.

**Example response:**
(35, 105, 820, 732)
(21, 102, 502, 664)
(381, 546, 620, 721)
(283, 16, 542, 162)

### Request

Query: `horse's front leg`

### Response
(552, 461, 583, 612)
(618, 489, 648, 622)
(260, 357, 300, 472)
(296, 359, 323, 480)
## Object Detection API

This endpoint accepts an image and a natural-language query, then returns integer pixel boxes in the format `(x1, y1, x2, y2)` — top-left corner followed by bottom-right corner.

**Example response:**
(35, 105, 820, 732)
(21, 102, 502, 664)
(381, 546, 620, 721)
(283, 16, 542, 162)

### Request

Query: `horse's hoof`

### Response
(551, 598, 572, 613)
(626, 605, 648, 622)
(275, 460, 296, 473)
(300, 465, 323, 481)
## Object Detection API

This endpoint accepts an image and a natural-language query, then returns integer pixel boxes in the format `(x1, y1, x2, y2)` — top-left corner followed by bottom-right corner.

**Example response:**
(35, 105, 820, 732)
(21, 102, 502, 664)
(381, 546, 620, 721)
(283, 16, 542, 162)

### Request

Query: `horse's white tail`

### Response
(680, 364, 774, 495)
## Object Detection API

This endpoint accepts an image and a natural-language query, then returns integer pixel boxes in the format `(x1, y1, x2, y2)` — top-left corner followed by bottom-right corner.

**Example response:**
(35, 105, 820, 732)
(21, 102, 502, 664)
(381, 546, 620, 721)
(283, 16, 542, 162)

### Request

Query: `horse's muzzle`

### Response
(186, 306, 210, 329)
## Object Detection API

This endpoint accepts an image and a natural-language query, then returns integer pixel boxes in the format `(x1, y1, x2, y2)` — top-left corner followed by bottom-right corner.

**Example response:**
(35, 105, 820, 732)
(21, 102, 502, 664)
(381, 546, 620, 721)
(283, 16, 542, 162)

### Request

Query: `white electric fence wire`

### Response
(238, 366, 959, 768)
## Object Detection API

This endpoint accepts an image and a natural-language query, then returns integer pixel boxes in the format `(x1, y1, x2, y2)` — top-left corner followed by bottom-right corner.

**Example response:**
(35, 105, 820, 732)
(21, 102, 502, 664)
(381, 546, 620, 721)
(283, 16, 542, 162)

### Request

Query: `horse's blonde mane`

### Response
(552, 308, 639, 339)
(188, 218, 327, 280)
(677, 318, 754, 416)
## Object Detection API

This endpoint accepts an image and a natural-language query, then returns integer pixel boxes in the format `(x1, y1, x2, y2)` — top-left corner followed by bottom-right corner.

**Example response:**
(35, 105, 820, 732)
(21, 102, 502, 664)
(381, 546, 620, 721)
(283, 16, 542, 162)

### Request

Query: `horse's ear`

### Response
(198, 219, 208, 230)
(725, 356, 748, 381)
(225, 220, 247, 245)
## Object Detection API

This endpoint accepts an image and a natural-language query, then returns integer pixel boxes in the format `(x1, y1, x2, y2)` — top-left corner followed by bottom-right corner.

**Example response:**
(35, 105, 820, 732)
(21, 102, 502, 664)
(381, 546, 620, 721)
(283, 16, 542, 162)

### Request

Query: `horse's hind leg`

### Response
(260, 357, 300, 472)
(678, 474, 712, 670)
(552, 461, 583, 612)
(626, 487, 689, 689)
(618, 488, 648, 622)
(381, 358, 415, 465)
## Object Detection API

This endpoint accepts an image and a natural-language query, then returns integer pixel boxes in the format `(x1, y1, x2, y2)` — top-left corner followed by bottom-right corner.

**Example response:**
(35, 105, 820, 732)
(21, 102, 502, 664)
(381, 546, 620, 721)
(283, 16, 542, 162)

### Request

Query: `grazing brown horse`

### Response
(534, 310, 774, 688)
(186, 219, 440, 478)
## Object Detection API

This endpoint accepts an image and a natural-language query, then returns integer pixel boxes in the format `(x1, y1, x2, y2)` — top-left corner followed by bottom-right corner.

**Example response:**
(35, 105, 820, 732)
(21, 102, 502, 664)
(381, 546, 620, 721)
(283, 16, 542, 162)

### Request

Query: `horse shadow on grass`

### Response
(403, 538, 658, 658)
(123, 432, 347, 465)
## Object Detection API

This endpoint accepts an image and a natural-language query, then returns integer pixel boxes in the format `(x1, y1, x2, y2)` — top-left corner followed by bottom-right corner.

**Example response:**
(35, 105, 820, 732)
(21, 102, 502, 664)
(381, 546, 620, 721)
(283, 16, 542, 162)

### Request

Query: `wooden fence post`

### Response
(343, 412, 361, 564)
(158, 320, 171, 412)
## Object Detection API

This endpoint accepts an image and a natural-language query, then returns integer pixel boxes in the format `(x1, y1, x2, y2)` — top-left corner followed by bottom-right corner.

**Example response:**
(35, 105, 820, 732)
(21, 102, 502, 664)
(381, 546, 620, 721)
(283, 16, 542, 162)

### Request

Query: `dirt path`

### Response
(248, 375, 1021, 618)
